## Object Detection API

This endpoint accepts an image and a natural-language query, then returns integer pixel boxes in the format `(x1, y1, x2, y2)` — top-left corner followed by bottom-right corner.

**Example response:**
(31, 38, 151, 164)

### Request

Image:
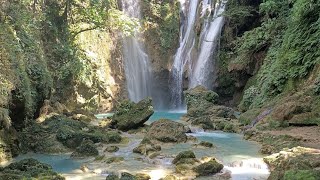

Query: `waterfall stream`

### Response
(170, 0, 226, 109)
(170, 0, 200, 109)
(189, 1, 226, 89)
(121, 0, 152, 103)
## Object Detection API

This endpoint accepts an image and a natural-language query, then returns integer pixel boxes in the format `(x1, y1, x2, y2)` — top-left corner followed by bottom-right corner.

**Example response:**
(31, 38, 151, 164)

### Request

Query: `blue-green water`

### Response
(10, 111, 268, 179)
(146, 111, 186, 125)
(14, 153, 83, 173)
(188, 132, 262, 163)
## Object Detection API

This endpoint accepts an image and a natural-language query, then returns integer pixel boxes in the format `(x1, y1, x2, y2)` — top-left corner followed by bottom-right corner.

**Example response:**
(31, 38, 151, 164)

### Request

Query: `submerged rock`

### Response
(0, 158, 64, 179)
(197, 141, 214, 148)
(71, 139, 98, 158)
(193, 159, 224, 177)
(112, 98, 154, 131)
(147, 119, 188, 143)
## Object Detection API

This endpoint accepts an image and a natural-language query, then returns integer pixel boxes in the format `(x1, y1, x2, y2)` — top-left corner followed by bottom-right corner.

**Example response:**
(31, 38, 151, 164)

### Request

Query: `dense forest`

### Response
(0, 0, 319, 179)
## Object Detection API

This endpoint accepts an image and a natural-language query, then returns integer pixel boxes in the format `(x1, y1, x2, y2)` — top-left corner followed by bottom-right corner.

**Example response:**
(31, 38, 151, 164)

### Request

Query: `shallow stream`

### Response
(13, 111, 269, 180)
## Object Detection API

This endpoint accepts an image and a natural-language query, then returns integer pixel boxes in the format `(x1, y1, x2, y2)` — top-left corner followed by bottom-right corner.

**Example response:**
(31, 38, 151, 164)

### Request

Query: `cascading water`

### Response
(189, 1, 226, 88)
(170, 0, 226, 109)
(121, 0, 152, 103)
(170, 0, 200, 109)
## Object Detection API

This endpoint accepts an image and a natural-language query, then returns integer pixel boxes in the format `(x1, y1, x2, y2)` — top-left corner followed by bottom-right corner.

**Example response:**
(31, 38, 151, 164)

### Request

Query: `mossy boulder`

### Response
(133, 143, 161, 156)
(20, 115, 122, 153)
(106, 174, 120, 180)
(105, 146, 119, 153)
(0, 158, 64, 179)
(172, 150, 196, 165)
(175, 164, 192, 174)
(284, 170, 320, 180)
(105, 156, 124, 164)
(184, 86, 219, 111)
(135, 173, 151, 180)
(160, 175, 178, 180)
(198, 141, 214, 148)
(193, 159, 224, 177)
(120, 172, 136, 180)
(71, 140, 98, 158)
(264, 147, 320, 180)
(112, 98, 154, 131)
(147, 119, 188, 143)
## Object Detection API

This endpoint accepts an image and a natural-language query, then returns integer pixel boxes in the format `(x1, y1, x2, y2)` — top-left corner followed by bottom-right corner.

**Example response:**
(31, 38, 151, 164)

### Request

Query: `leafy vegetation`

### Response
(219, 0, 320, 110)
(141, 0, 180, 52)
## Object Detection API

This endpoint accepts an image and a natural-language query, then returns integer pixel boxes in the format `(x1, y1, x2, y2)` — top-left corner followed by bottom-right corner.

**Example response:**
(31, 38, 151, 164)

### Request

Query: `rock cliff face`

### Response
(216, 0, 320, 129)
(141, 0, 181, 108)
(0, 0, 126, 162)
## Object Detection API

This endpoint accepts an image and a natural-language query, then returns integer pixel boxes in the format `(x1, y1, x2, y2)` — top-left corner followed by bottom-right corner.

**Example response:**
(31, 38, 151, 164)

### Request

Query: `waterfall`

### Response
(170, 0, 200, 109)
(225, 158, 270, 179)
(189, 1, 226, 89)
(170, 0, 226, 109)
(121, 0, 152, 103)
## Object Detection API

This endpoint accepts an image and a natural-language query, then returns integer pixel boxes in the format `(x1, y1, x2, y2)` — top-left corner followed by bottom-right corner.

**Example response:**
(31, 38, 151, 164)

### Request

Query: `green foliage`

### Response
(107, 9, 140, 36)
(239, 86, 259, 111)
(236, 0, 320, 109)
(0, 1, 53, 123)
(142, 0, 180, 52)
(284, 170, 320, 180)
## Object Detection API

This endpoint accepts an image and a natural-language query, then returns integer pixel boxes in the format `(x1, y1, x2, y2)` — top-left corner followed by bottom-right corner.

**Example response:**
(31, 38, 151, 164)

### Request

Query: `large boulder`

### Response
(147, 119, 189, 143)
(19, 115, 122, 154)
(183, 86, 240, 132)
(71, 139, 98, 158)
(0, 158, 65, 179)
(172, 150, 197, 165)
(264, 147, 320, 180)
(133, 142, 161, 156)
(193, 159, 224, 177)
(112, 98, 154, 131)
(184, 86, 219, 111)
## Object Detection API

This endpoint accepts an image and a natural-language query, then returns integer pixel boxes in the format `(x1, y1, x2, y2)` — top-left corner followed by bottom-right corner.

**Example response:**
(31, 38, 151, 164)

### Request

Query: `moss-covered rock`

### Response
(244, 131, 302, 154)
(133, 142, 161, 156)
(172, 150, 196, 165)
(193, 159, 224, 177)
(105, 156, 124, 164)
(71, 140, 98, 158)
(135, 173, 151, 180)
(20, 115, 122, 153)
(198, 141, 214, 148)
(159, 175, 178, 180)
(106, 174, 120, 180)
(0, 158, 64, 179)
(184, 86, 219, 111)
(284, 170, 320, 180)
(264, 147, 320, 180)
(105, 146, 120, 153)
(111, 98, 154, 131)
(147, 119, 188, 143)
(120, 172, 136, 180)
